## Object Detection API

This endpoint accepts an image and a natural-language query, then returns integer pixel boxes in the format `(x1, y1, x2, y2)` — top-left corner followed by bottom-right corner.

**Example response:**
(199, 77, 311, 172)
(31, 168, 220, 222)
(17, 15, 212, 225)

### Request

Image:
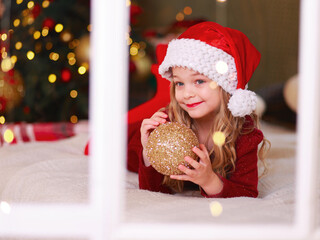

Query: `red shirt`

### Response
(127, 118, 263, 198)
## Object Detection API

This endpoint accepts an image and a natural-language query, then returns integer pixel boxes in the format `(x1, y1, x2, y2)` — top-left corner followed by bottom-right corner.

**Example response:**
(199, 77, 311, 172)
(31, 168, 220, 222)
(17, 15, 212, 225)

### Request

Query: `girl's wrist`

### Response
(200, 172, 223, 196)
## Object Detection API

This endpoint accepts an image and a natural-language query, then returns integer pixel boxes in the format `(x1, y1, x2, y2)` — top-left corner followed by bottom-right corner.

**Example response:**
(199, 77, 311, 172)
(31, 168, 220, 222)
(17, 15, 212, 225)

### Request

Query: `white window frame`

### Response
(0, 0, 319, 239)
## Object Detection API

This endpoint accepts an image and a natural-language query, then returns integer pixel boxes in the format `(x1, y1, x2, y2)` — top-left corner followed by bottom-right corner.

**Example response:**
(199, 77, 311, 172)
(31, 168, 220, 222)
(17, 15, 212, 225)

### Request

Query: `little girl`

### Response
(128, 21, 269, 198)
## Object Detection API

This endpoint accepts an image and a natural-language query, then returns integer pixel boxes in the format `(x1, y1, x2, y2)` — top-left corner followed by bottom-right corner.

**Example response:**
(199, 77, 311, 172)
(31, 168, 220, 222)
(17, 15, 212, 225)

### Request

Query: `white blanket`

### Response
(0, 123, 319, 225)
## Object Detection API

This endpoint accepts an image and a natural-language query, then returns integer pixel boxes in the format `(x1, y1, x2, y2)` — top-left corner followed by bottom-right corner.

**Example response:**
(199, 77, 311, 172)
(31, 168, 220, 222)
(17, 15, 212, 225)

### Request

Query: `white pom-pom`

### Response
(228, 89, 257, 117)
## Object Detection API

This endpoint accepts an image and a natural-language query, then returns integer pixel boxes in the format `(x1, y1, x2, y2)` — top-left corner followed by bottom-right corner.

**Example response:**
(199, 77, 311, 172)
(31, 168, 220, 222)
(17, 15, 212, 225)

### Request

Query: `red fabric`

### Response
(177, 22, 261, 90)
(127, 44, 170, 124)
(127, 117, 263, 198)
(0, 122, 75, 147)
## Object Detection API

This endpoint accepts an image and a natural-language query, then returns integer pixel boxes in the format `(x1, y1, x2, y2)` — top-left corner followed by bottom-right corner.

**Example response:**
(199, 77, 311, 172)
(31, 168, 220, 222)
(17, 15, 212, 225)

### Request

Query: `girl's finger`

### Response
(184, 156, 200, 169)
(193, 145, 210, 164)
(152, 111, 168, 119)
(170, 174, 190, 181)
(178, 164, 195, 177)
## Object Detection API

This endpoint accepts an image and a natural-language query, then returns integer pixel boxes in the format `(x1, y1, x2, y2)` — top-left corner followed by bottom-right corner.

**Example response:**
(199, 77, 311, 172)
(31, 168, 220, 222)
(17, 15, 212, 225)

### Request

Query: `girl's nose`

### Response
(183, 87, 195, 99)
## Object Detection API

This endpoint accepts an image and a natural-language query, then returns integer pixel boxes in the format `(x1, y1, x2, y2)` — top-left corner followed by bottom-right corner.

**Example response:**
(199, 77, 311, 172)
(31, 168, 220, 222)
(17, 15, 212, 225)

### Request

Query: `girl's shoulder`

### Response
(235, 116, 264, 154)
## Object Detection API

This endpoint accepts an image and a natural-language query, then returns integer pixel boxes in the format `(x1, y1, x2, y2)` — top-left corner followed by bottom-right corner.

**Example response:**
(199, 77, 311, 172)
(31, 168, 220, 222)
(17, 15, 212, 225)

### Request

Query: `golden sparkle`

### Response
(48, 74, 57, 83)
(0, 116, 5, 124)
(15, 41, 23, 50)
(26, 51, 35, 60)
(209, 201, 223, 217)
(212, 131, 226, 147)
(4, 129, 14, 143)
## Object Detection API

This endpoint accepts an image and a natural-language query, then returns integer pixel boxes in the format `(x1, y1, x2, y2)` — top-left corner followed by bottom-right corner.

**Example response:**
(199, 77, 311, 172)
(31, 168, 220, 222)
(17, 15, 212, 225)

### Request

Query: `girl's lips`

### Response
(186, 102, 203, 108)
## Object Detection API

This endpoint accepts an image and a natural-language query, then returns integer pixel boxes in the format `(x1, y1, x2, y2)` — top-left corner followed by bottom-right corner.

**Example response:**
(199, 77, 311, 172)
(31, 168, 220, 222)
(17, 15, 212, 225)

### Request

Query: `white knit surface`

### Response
(228, 89, 257, 117)
(159, 38, 238, 94)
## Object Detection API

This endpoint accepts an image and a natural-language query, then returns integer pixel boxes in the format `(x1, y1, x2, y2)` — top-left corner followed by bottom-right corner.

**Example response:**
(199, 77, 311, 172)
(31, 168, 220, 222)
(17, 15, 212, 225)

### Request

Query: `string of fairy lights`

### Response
(0, 0, 90, 128)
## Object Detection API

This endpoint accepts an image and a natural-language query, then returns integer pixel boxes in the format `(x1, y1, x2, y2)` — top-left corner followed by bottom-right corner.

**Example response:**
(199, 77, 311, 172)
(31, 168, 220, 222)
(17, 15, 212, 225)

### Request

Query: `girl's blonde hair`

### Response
(163, 81, 270, 193)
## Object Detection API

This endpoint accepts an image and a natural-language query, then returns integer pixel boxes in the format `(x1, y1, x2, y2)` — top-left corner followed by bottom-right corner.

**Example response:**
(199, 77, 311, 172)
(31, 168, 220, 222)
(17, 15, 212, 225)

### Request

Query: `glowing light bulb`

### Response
(0, 201, 11, 214)
(11, 55, 18, 64)
(15, 41, 23, 50)
(26, 51, 35, 60)
(4, 129, 14, 143)
(215, 60, 228, 74)
(16, 0, 23, 4)
(33, 31, 41, 39)
(13, 19, 21, 27)
(130, 46, 138, 56)
(42, 0, 50, 8)
(78, 66, 86, 75)
(55, 23, 64, 33)
(1, 57, 14, 72)
(42, 27, 49, 37)
(183, 6, 192, 15)
(176, 12, 184, 22)
(0, 116, 5, 124)
(209, 201, 223, 217)
(27, 1, 34, 9)
(1, 33, 7, 41)
(70, 115, 78, 123)
(48, 74, 57, 83)
(70, 90, 78, 98)
(212, 131, 226, 147)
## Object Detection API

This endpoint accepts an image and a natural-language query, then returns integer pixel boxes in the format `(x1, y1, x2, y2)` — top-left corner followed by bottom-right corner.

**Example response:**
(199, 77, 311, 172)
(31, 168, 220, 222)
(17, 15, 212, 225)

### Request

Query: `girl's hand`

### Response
(140, 111, 168, 166)
(170, 144, 223, 195)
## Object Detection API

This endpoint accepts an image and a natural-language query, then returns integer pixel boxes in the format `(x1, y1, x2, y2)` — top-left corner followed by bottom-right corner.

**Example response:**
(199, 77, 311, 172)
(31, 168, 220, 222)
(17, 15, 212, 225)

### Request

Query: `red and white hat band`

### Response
(159, 38, 257, 117)
(159, 38, 238, 94)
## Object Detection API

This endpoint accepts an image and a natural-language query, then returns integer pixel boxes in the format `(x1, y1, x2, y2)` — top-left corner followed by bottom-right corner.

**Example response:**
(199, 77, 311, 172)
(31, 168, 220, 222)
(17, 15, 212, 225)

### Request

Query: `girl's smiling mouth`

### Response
(186, 102, 203, 108)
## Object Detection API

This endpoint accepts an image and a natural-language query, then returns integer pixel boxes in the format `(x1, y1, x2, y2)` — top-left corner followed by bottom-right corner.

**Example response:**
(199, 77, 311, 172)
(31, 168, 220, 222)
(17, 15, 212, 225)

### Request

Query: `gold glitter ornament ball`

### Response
(146, 122, 199, 175)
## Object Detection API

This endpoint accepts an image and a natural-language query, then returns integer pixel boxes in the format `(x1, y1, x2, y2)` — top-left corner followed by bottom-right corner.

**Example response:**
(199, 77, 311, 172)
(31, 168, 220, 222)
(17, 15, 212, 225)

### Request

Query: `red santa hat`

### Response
(159, 21, 261, 117)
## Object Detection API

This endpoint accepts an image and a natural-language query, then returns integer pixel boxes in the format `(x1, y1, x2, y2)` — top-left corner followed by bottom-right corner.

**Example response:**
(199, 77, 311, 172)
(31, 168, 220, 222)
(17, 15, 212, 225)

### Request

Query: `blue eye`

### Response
(175, 82, 184, 87)
(196, 79, 205, 84)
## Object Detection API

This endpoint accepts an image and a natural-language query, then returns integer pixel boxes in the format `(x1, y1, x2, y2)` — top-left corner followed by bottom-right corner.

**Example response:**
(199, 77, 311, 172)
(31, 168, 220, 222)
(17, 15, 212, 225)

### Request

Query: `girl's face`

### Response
(172, 67, 222, 121)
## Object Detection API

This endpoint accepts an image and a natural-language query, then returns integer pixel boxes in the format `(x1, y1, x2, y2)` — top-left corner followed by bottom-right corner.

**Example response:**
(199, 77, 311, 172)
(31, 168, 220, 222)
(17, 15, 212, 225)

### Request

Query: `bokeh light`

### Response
(15, 41, 23, 50)
(70, 115, 78, 123)
(48, 74, 57, 83)
(215, 60, 228, 74)
(0, 201, 11, 214)
(176, 12, 184, 21)
(0, 116, 5, 124)
(209, 81, 218, 90)
(42, 0, 50, 8)
(212, 131, 226, 147)
(27, 1, 35, 9)
(78, 66, 86, 75)
(55, 23, 64, 33)
(4, 129, 15, 143)
(70, 90, 78, 98)
(13, 19, 21, 27)
(26, 51, 35, 60)
(1, 57, 14, 72)
(209, 201, 223, 217)
(183, 6, 192, 15)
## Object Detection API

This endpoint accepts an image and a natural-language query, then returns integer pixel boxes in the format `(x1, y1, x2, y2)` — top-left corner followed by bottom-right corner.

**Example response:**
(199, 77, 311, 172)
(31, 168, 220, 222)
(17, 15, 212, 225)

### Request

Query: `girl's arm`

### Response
(200, 128, 263, 198)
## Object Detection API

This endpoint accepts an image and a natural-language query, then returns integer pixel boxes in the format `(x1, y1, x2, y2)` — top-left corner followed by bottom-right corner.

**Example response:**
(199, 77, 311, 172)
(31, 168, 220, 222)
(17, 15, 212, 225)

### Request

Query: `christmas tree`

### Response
(0, 0, 90, 123)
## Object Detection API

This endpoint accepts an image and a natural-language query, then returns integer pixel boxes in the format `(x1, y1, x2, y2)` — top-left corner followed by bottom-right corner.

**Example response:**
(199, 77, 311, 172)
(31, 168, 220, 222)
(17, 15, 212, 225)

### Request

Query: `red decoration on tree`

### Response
(23, 106, 30, 114)
(0, 97, 7, 112)
(32, 3, 42, 18)
(130, 3, 142, 25)
(61, 68, 72, 82)
(42, 18, 56, 30)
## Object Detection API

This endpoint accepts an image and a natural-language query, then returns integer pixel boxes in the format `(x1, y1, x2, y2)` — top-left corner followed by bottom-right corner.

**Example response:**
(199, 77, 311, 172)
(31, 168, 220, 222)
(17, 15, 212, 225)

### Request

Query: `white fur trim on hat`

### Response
(227, 89, 257, 117)
(159, 38, 238, 94)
